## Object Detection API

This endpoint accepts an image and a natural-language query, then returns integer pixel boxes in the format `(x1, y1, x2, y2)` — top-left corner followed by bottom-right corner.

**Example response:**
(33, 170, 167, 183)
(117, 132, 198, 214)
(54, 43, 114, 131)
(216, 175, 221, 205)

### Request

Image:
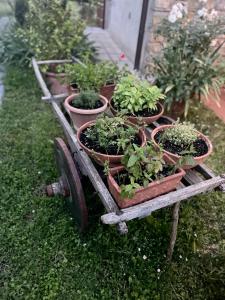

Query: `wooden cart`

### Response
(32, 58, 225, 260)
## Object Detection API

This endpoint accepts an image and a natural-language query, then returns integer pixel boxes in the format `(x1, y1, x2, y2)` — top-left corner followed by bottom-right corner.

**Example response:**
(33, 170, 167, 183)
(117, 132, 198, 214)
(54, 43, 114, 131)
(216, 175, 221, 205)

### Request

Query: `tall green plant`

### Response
(147, 4, 225, 116)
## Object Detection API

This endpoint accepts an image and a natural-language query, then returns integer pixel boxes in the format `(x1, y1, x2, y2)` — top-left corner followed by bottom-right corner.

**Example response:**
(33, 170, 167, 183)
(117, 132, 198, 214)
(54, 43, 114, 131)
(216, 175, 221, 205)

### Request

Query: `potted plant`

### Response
(77, 116, 146, 166)
(107, 143, 185, 208)
(110, 75, 165, 125)
(64, 61, 127, 99)
(147, 2, 225, 118)
(151, 122, 213, 169)
(64, 90, 108, 128)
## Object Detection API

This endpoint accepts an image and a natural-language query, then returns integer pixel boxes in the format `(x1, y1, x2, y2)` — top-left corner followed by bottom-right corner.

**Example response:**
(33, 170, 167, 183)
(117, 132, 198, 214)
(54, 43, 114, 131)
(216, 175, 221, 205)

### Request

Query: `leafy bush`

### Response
(119, 143, 173, 198)
(0, 25, 32, 67)
(161, 122, 198, 148)
(85, 116, 137, 152)
(146, 3, 225, 116)
(64, 61, 126, 91)
(71, 90, 100, 109)
(113, 75, 165, 115)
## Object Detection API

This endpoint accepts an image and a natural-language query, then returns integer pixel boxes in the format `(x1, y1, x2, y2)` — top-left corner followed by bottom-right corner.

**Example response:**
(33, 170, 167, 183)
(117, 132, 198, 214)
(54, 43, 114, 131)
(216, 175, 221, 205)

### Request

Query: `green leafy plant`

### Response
(64, 61, 127, 91)
(118, 143, 174, 198)
(71, 90, 100, 109)
(85, 116, 138, 153)
(146, 4, 225, 116)
(113, 75, 165, 115)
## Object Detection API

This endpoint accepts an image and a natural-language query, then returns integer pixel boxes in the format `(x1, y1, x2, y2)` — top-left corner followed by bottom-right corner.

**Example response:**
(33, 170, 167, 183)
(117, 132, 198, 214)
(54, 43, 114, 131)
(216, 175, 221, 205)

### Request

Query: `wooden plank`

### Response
(32, 57, 51, 98)
(37, 59, 72, 65)
(196, 164, 225, 192)
(183, 169, 204, 185)
(42, 93, 68, 103)
(51, 101, 128, 234)
(101, 175, 225, 225)
(167, 201, 180, 261)
(71, 56, 86, 67)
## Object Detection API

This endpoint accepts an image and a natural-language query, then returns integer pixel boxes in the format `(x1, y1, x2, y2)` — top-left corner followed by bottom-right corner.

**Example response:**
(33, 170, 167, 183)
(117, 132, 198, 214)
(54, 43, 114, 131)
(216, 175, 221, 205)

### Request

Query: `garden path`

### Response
(0, 16, 11, 105)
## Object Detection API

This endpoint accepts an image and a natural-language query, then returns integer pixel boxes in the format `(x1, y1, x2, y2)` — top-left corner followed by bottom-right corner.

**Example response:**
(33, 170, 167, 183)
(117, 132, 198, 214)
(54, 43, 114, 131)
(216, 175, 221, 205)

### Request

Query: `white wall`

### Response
(105, 0, 143, 63)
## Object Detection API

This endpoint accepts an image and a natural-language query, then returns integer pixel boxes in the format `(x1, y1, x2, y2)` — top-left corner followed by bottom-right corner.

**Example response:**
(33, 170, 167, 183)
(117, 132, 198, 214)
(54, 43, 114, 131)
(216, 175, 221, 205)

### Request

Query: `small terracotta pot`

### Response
(77, 121, 147, 166)
(166, 100, 185, 120)
(109, 98, 164, 125)
(100, 83, 116, 101)
(151, 125, 213, 169)
(45, 72, 67, 95)
(107, 154, 185, 208)
(67, 83, 80, 95)
(64, 93, 108, 129)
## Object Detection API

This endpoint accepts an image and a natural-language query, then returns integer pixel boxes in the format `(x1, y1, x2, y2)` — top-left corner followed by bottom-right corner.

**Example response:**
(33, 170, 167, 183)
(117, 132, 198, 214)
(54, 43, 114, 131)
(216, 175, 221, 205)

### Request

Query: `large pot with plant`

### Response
(109, 75, 165, 125)
(151, 122, 213, 169)
(77, 116, 146, 166)
(107, 143, 185, 208)
(64, 61, 127, 99)
(64, 91, 108, 128)
(147, 2, 225, 119)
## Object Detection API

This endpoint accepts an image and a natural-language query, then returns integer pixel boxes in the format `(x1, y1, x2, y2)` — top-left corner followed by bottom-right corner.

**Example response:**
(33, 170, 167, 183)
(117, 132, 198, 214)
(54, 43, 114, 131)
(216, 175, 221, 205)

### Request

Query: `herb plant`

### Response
(85, 116, 138, 153)
(71, 91, 100, 109)
(64, 61, 128, 91)
(161, 122, 198, 148)
(146, 3, 225, 116)
(119, 143, 174, 198)
(113, 75, 165, 115)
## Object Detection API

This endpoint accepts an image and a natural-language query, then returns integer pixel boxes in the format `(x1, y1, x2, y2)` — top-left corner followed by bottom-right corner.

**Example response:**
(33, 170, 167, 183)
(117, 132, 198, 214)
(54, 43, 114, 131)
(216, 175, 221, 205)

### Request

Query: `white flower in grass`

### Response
(138, 248, 141, 252)
(143, 255, 147, 260)
(157, 268, 161, 273)
(32, 210, 35, 213)
(179, 255, 182, 259)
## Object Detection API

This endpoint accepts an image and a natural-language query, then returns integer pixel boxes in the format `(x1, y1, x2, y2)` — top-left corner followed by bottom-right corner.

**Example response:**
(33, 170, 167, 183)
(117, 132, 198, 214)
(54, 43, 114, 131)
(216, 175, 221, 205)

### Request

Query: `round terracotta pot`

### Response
(165, 101, 185, 120)
(100, 83, 116, 101)
(109, 98, 164, 125)
(64, 93, 108, 129)
(151, 125, 213, 169)
(67, 83, 80, 95)
(45, 71, 67, 95)
(77, 121, 147, 166)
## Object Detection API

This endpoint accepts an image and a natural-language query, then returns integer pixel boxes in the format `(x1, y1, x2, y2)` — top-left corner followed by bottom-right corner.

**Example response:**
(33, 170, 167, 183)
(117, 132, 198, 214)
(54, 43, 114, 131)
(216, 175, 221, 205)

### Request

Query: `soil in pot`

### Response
(155, 131, 208, 157)
(79, 126, 142, 156)
(111, 99, 161, 118)
(70, 97, 103, 110)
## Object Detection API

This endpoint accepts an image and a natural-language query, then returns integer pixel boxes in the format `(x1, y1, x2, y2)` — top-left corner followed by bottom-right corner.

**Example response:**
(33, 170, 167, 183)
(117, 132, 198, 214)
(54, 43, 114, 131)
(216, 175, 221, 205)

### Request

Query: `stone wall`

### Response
(142, 0, 225, 71)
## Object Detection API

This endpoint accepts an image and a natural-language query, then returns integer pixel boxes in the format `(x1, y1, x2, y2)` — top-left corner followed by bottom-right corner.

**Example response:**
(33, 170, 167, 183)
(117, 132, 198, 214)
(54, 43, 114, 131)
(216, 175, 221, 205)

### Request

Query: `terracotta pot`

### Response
(45, 71, 67, 95)
(77, 121, 147, 166)
(151, 125, 213, 169)
(107, 154, 185, 208)
(67, 83, 80, 95)
(165, 101, 185, 120)
(64, 93, 108, 129)
(100, 83, 116, 101)
(109, 98, 164, 125)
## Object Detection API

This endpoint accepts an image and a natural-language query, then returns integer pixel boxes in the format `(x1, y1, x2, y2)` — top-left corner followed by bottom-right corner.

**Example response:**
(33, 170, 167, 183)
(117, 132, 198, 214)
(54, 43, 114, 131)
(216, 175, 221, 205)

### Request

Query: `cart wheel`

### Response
(53, 137, 88, 231)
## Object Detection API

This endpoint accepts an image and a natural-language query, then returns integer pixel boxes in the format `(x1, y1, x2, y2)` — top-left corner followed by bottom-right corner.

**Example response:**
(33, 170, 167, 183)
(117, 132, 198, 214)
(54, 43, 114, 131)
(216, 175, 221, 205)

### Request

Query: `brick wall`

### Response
(142, 0, 225, 70)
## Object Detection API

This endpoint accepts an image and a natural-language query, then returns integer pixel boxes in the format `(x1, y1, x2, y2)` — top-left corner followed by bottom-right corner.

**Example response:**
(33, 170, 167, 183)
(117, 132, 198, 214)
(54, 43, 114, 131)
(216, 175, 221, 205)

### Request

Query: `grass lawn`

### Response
(0, 67, 225, 299)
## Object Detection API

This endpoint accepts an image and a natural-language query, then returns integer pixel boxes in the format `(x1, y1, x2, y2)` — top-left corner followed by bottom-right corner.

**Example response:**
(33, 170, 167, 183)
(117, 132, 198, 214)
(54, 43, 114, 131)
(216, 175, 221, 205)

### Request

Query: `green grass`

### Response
(0, 67, 225, 299)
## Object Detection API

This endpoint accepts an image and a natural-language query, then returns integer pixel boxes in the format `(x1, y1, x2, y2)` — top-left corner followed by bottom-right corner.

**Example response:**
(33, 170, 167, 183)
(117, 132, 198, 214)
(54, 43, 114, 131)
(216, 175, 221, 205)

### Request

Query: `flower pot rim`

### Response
(108, 154, 185, 197)
(77, 120, 146, 159)
(151, 124, 213, 160)
(109, 98, 164, 120)
(64, 93, 108, 115)
(45, 71, 66, 78)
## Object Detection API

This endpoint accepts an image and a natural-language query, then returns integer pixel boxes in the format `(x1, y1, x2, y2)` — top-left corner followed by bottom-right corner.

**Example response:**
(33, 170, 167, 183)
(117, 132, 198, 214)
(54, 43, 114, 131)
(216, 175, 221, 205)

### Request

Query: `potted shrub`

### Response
(151, 122, 213, 169)
(64, 90, 108, 128)
(107, 143, 185, 208)
(64, 61, 127, 99)
(110, 75, 165, 125)
(146, 2, 225, 118)
(77, 116, 146, 166)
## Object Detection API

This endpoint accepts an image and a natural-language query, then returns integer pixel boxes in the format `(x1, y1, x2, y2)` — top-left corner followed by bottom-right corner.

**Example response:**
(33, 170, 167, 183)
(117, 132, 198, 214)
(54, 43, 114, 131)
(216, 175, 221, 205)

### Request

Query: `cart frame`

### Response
(32, 57, 225, 260)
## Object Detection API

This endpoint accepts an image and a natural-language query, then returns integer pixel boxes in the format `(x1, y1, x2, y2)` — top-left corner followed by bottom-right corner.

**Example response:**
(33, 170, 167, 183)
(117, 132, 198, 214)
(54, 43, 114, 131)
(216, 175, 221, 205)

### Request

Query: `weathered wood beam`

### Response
(32, 57, 51, 98)
(37, 59, 72, 65)
(101, 175, 225, 225)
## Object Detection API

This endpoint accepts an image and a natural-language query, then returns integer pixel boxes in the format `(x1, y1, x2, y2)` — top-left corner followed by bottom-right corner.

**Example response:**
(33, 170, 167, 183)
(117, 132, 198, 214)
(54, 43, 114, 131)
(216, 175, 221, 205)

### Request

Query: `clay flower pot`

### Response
(107, 154, 185, 209)
(109, 98, 164, 125)
(67, 83, 80, 95)
(77, 121, 147, 166)
(64, 93, 108, 129)
(45, 71, 67, 95)
(151, 125, 213, 169)
(100, 83, 116, 101)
